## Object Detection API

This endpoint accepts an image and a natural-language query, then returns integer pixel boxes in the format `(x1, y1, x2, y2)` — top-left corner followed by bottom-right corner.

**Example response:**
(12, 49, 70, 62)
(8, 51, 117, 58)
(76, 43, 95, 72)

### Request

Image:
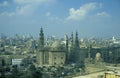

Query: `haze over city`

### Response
(1, 1, 120, 78)
(0, 0, 120, 38)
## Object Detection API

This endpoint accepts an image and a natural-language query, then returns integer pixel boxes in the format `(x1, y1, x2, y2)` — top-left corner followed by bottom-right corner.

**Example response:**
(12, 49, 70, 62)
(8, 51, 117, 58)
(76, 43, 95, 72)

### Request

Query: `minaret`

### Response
(69, 32, 74, 49)
(88, 45, 92, 61)
(37, 27, 44, 66)
(74, 31, 80, 63)
(69, 32, 74, 52)
(65, 35, 68, 63)
(71, 32, 73, 47)
(75, 31, 79, 49)
(69, 32, 74, 63)
(38, 27, 44, 50)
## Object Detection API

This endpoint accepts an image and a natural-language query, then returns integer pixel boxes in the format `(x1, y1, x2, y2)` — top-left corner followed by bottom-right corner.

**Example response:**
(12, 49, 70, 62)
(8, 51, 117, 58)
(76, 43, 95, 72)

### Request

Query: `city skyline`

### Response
(0, 0, 120, 38)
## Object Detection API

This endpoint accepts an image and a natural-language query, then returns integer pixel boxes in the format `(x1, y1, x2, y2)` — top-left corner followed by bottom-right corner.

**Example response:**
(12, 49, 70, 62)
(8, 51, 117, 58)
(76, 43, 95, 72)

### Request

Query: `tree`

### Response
(34, 69, 42, 78)
(27, 64, 42, 78)
(0, 68, 5, 78)
(2, 59, 5, 66)
(11, 65, 19, 78)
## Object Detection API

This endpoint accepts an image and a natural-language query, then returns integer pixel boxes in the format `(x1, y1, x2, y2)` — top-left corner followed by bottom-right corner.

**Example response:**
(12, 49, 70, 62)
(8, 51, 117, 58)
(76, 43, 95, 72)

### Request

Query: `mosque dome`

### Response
(96, 52, 101, 58)
(51, 41, 65, 51)
(52, 41, 60, 48)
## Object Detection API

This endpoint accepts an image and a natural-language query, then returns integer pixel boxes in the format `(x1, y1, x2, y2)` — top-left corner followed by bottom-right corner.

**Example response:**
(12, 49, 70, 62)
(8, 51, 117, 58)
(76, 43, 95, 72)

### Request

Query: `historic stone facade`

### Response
(36, 27, 120, 67)
(36, 28, 66, 66)
(36, 50, 66, 66)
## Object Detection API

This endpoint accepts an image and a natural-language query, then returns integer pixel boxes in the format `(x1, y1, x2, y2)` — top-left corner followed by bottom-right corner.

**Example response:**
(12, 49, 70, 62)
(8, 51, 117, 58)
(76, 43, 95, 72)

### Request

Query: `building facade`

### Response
(36, 28, 66, 66)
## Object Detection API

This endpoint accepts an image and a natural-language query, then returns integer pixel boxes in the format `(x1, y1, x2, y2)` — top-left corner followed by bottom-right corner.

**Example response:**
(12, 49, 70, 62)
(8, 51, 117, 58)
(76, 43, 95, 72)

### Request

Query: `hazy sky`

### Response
(0, 0, 120, 38)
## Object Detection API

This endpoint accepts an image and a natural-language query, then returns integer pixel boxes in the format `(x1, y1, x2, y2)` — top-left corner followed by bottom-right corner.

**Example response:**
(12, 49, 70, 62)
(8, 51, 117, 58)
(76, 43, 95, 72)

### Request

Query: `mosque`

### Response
(36, 28, 120, 67)
(36, 28, 66, 66)
(36, 28, 84, 66)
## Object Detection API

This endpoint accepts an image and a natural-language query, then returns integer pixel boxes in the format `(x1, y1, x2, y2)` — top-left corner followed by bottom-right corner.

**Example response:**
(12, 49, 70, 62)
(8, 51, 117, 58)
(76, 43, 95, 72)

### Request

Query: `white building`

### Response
(12, 59, 22, 66)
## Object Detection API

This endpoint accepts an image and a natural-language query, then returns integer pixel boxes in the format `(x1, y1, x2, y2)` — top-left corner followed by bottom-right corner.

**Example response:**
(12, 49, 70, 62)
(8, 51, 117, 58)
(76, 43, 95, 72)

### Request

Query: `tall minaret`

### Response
(38, 27, 44, 50)
(75, 31, 79, 49)
(70, 32, 73, 48)
(88, 45, 92, 60)
(37, 27, 44, 66)
(69, 32, 74, 52)
(74, 31, 80, 63)
(65, 35, 68, 63)
(69, 32, 74, 63)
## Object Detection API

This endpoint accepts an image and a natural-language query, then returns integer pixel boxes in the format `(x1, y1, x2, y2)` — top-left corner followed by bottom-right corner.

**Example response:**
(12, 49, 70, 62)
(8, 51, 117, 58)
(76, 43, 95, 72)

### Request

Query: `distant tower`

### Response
(112, 36, 115, 41)
(112, 36, 116, 43)
(38, 27, 44, 50)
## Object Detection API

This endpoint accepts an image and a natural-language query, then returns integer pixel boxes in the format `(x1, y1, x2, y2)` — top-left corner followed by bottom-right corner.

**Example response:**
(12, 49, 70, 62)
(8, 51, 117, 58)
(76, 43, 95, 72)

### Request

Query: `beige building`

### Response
(105, 71, 120, 78)
(36, 50, 66, 66)
(36, 28, 66, 66)
(105, 66, 120, 78)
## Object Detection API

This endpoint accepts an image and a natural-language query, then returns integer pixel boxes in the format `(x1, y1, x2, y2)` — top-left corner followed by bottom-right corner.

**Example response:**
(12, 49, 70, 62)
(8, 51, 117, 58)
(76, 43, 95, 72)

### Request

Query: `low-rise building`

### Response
(105, 66, 120, 78)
